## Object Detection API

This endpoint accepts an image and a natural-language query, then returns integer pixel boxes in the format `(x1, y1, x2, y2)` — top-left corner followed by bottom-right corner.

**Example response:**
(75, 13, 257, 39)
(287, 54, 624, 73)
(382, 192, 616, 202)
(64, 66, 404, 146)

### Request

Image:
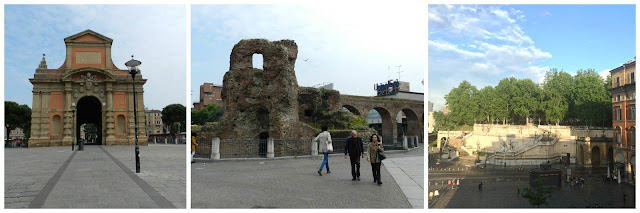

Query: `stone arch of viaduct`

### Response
(340, 95, 424, 142)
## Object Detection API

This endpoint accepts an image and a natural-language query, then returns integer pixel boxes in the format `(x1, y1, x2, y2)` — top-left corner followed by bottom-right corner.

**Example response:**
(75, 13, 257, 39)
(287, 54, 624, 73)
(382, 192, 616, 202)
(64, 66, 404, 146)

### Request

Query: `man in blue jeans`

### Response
(344, 130, 364, 181)
(314, 125, 332, 175)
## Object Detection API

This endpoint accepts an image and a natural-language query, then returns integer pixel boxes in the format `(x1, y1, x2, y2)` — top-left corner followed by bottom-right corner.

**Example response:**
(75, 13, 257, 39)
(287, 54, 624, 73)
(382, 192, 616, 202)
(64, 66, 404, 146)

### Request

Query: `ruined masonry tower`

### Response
(221, 39, 300, 139)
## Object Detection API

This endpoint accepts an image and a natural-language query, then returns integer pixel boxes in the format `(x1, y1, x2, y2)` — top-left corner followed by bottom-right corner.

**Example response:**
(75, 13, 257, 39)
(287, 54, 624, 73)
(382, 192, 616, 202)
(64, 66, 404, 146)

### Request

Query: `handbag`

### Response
(378, 152, 386, 161)
(326, 141, 334, 152)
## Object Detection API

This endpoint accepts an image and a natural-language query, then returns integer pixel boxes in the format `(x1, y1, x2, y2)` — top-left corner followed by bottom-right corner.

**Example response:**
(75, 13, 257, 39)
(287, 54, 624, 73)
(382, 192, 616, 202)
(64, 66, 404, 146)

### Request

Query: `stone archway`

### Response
(399, 108, 420, 137)
(76, 96, 103, 145)
(342, 105, 361, 116)
(591, 146, 601, 166)
(367, 107, 395, 143)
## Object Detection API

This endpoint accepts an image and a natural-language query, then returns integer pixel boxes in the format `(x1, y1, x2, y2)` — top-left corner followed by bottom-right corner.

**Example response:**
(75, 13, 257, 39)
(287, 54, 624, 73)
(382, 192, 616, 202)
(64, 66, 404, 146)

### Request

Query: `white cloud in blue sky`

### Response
(4, 5, 186, 110)
(191, 2, 427, 105)
(428, 4, 635, 111)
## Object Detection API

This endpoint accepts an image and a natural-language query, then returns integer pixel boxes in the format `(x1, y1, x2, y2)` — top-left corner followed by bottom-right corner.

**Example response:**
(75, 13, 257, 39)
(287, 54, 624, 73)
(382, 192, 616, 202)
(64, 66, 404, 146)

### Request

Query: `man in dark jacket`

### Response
(344, 130, 364, 181)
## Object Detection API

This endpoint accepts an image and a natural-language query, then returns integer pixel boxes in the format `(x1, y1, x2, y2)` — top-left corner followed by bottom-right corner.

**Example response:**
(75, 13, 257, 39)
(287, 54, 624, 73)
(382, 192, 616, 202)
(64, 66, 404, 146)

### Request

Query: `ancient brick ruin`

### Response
(221, 39, 301, 139)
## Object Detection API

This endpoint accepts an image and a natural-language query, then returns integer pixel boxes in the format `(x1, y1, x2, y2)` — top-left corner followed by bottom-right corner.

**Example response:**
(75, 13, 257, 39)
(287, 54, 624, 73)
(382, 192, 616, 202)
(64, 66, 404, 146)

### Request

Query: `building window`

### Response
(616, 126, 622, 144)
(616, 77, 620, 87)
(631, 72, 635, 83)
(633, 91, 636, 100)
(630, 104, 636, 120)
(629, 126, 636, 147)
(615, 106, 621, 120)
(212, 92, 216, 97)
(617, 95, 621, 102)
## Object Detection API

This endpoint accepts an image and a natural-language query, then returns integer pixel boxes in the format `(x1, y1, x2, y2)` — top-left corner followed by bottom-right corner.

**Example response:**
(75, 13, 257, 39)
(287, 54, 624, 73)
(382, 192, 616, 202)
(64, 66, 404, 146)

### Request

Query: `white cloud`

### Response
(191, 3, 427, 103)
(4, 5, 186, 110)
(599, 69, 611, 80)
(428, 4, 552, 110)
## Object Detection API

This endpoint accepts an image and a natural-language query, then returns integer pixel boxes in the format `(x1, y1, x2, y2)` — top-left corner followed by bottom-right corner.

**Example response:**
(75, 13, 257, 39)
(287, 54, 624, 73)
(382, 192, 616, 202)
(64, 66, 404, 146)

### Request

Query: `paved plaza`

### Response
(191, 147, 424, 208)
(4, 144, 186, 208)
(428, 155, 636, 208)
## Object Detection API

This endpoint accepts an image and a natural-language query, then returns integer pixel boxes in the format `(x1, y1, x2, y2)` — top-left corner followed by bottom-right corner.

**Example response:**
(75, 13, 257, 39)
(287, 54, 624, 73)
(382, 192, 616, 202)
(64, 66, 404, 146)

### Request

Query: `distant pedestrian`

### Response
(456, 179, 460, 187)
(452, 181, 456, 189)
(623, 193, 627, 203)
(367, 134, 384, 185)
(344, 130, 364, 181)
(478, 182, 483, 191)
(191, 132, 198, 163)
(314, 126, 333, 176)
(517, 188, 520, 197)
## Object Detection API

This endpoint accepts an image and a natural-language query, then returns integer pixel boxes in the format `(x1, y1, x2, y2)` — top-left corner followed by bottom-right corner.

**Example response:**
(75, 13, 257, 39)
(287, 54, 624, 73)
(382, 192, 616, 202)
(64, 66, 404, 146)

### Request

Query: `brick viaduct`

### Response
(340, 95, 424, 142)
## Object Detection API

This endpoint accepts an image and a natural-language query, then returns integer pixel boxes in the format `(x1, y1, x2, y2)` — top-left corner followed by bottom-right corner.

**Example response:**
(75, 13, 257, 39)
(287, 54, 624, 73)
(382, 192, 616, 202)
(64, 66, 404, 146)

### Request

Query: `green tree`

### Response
(494, 77, 518, 124)
(162, 104, 186, 134)
(541, 69, 572, 125)
(444, 81, 478, 126)
(512, 79, 540, 124)
(521, 177, 553, 207)
(4, 101, 31, 141)
(433, 111, 456, 131)
(473, 86, 494, 123)
(571, 69, 611, 126)
(191, 104, 224, 125)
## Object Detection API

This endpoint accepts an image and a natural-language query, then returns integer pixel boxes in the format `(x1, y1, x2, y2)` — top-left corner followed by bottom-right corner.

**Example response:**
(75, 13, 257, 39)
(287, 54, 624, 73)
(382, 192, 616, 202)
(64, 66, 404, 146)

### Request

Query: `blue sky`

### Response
(191, 2, 427, 106)
(428, 4, 636, 110)
(4, 5, 186, 110)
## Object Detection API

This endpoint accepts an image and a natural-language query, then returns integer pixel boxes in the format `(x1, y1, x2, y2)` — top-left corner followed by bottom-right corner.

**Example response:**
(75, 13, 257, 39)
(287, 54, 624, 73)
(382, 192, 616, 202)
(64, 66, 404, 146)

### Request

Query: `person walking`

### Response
(191, 132, 198, 163)
(478, 182, 483, 191)
(314, 126, 332, 176)
(367, 134, 384, 185)
(344, 130, 364, 181)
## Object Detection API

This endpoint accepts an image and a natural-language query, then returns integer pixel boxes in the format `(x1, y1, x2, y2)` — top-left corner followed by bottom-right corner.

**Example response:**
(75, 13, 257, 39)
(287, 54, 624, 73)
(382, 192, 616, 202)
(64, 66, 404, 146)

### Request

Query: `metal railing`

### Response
(194, 139, 211, 158)
(219, 139, 266, 158)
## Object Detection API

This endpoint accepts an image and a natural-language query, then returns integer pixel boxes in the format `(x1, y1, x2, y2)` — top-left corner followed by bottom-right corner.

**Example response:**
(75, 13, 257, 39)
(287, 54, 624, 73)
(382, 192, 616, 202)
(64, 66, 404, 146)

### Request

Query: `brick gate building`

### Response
(29, 30, 148, 147)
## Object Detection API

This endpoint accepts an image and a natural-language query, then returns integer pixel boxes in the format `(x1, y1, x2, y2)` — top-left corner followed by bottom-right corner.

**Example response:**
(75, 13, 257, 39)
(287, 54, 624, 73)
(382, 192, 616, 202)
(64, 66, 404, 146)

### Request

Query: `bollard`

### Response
(211, 137, 220, 160)
(311, 139, 318, 156)
(402, 136, 408, 150)
(267, 138, 274, 158)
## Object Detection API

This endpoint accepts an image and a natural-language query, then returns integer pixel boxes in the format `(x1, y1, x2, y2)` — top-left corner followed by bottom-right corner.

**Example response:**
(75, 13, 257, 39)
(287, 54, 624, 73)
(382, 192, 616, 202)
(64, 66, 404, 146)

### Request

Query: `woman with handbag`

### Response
(367, 134, 385, 185)
(313, 126, 333, 176)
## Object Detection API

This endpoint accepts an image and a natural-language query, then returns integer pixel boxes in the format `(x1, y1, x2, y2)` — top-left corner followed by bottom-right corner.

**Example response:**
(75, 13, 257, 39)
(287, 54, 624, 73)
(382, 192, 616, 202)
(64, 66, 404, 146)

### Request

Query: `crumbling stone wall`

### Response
(298, 87, 342, 124)
(221, 39, 300, 139)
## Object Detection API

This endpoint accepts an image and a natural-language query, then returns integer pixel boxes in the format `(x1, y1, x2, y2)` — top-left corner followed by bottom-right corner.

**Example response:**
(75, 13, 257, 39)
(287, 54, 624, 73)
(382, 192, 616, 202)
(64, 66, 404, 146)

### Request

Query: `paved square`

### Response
(191, 148, 424, 208)
(4, 144, 186, 208)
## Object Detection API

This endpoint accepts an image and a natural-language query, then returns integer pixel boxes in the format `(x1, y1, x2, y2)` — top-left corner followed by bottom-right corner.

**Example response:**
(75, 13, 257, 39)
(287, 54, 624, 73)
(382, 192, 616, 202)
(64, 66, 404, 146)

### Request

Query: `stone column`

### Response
(105, 83, 116, 145)
(62, 82, 73, 145)
(267, 138, 274, 158)
(30, 91, 42, 142)
(211, 138, 220, 160)
(311, 139, 318, 156)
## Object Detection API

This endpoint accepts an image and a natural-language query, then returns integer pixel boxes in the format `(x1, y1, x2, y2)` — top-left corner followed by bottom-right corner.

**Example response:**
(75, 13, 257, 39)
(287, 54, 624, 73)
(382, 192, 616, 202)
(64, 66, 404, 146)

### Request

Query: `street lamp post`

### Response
(126, 56, 142, 173)
(71, 103, 76, 151)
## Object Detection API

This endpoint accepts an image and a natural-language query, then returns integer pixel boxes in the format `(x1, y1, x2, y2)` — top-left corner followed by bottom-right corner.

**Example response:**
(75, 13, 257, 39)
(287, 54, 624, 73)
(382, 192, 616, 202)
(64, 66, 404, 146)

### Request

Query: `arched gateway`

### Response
(29, 30, 147, 147)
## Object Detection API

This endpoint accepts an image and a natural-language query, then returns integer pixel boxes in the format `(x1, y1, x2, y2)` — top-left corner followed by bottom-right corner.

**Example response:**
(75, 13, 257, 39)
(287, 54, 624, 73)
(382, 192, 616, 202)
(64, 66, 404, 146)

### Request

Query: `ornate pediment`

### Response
(64, 29, 113, 43)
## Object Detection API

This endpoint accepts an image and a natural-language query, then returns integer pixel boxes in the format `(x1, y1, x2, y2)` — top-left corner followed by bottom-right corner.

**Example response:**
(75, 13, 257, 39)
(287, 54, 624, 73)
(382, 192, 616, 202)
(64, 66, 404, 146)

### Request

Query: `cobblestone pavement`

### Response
(428, 155, 636, 208)
(4, 144, 186, 208)
(191, 147, 425, 208)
